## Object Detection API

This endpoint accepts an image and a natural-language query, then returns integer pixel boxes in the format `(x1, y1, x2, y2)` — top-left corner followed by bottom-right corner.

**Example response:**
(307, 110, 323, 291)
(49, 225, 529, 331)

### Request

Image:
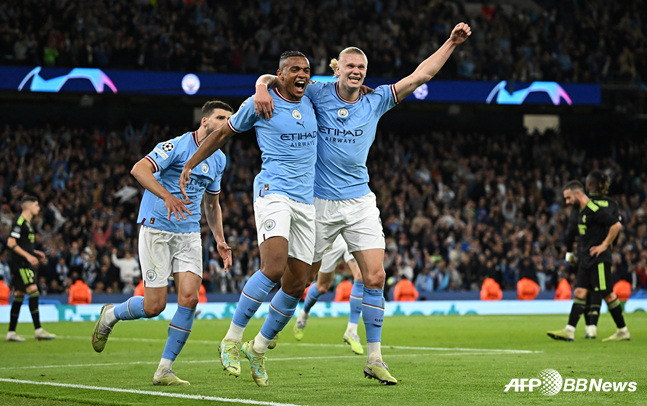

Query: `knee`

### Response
(573, 288, 587, 300)
(144, 301, 166, 317)
(260, 266, 285, 283)
(317, 283, 330, 294)
(363, 269, 385, 289)
(178, 294, 199, 310)
(282, 279, 306, 299)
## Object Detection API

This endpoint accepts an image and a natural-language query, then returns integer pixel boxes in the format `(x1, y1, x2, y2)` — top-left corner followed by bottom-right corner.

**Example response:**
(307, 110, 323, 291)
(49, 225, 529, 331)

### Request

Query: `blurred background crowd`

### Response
(1, 123, 646, 299)
(0, 0, 645, 83)
(1, 0, 646, 300)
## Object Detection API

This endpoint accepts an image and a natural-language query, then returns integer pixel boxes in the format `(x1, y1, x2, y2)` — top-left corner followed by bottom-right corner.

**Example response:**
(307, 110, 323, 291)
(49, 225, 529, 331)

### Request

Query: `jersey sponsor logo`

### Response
(337, 108, 349, 118)
(153, 147, 169, 160)
(318, 126, 363, 137)
(145, 269, 157, 282)
(264, 219, 276, 231)
(201, 163, 209, 174)
(184, 177, 212, 193)
(161, 142, 174, 152)
(280, 131, 317, 147)
(292, 109, 302, 120)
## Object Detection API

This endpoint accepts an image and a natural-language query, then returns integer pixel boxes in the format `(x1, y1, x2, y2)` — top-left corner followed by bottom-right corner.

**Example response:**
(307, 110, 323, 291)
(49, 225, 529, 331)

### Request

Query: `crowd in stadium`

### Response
(1, 0, 645, 83)
(1, 122, 646, 299)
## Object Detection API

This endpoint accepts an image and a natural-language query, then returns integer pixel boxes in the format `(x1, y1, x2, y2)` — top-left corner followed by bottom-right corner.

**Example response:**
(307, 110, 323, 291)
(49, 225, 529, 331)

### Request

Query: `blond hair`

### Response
(329, 47, 367, 77)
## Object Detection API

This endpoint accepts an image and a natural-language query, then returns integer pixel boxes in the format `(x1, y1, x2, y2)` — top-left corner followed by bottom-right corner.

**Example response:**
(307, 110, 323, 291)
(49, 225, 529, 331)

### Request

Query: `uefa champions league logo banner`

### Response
(0, 66, 601, 104)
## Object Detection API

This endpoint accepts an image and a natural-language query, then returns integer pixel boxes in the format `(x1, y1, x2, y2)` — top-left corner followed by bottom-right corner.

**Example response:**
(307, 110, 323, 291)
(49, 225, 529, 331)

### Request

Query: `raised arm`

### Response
(203, 193, 232, 271)
(131, 158, 193, 221)
(394, 22, 471, 100)
(254, 74, 278, 120)
(180, 124, 236, 199)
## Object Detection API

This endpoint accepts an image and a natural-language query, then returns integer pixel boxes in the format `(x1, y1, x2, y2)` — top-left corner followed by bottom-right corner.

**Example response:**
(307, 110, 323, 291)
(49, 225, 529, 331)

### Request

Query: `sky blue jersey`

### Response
(306, 81, 399, 200)
(136, 131, 225, 233)
(228, 88, 318, 204)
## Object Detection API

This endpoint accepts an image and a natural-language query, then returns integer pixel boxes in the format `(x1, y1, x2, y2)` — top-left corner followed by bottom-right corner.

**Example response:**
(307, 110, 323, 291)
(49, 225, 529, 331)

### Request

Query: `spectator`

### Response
(480, 277, 502, 301)
(554, 277, 572, 301)
(414, 265, 434, 300)
(110, 247, 140, 288)
(613, 279, 632, 304)
(393, 276, 419, 302)
(517, 277, 541, 300)
(68, 273, 92, 305)
(0, 275, 9, 305)
(334, 276, 353, 302)
(133, 279, 145, 297)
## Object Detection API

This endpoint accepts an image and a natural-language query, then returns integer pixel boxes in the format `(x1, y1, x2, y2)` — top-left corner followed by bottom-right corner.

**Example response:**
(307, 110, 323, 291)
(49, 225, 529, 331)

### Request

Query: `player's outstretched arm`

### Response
(254, 74, 278, 119)
(131, 157, 193, 221)
(180, 125, 235, 200)
(203, 193, 232, 270)
(394, 22, 471, 100)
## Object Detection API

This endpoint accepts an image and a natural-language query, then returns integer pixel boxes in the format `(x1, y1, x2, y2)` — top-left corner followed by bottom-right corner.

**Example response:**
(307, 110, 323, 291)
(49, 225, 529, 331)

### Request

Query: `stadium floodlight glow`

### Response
(17, 67, 118, 93)
(486, 81, 572, 105)
(181, 73, 201, 95)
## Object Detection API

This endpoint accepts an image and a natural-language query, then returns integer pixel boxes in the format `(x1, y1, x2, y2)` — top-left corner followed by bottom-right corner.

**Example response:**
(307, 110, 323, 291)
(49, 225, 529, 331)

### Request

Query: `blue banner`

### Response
(0, 66, 601, 105)
(2, 299, 644, 322)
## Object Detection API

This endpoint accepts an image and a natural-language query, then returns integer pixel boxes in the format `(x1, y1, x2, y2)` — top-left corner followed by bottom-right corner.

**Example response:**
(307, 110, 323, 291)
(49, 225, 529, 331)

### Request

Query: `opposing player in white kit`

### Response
(180, 51, 318, 387)
(254, 23, 471, 384)
(91, 101, 234, 386)
(293, 234, 365, 355)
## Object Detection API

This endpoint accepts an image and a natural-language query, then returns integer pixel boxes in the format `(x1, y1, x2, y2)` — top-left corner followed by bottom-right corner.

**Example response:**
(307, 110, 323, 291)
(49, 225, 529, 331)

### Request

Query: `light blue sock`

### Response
(302, 284, 322, 314)
(362, 288, 384, 343)
(349, 281, 364, 324)
(232, 271, 276, 328)
(113, 296, 147, 320)
(162, 305, 195, 361)
(260, 289, 299, 340)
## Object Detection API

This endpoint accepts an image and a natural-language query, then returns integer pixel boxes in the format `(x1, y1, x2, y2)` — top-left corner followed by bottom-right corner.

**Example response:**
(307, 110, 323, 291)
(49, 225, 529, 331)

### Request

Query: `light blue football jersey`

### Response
(136, 131, 225, 233)
(228, 89, 318, 204)
(306, 81, 399, 200)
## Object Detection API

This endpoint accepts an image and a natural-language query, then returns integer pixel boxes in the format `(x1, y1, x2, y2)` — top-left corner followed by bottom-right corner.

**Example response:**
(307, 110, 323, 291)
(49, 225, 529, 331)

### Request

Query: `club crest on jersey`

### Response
(264, 219, 276, 231)
(337, 108, 349, 118)
(146, 270, 157, 281)
(201, 163, 209, 174)
(161, 142, 174, 152)
(292, 109, 302, 120)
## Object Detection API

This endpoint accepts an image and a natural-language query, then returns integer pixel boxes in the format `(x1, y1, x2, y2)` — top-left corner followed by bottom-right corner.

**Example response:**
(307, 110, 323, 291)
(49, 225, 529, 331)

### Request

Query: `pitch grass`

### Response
(0, 313, 644, 405)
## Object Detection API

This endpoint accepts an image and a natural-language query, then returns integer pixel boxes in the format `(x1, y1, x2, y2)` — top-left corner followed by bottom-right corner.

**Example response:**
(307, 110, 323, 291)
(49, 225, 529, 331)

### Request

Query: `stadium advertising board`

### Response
(3, 299, 645, 323)
(0, 66, 601, 105)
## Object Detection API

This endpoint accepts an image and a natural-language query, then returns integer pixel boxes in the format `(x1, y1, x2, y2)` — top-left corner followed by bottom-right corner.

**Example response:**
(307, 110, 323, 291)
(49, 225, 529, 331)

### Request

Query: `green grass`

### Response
(0, 313, 644, 405)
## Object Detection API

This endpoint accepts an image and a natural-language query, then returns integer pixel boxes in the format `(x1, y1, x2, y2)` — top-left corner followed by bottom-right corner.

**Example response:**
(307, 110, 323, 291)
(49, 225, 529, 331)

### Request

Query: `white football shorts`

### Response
(313, 192, 385, 262)
(254, 193, 316, 264)
(319, 234, 355, 274)
(138, 226, 202, 288)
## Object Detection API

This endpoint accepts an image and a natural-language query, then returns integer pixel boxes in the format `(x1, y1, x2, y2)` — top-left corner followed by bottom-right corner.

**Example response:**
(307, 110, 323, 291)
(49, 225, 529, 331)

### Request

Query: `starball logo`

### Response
(504, 369, 637, 396)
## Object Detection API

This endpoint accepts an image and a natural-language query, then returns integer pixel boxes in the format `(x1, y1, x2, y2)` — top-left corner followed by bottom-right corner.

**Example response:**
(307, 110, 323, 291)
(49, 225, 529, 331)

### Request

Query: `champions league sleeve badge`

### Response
(161, 142, 174, 152)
